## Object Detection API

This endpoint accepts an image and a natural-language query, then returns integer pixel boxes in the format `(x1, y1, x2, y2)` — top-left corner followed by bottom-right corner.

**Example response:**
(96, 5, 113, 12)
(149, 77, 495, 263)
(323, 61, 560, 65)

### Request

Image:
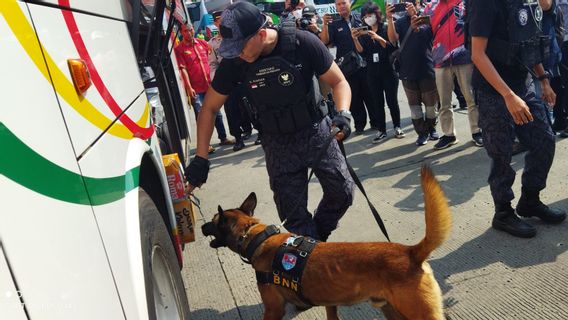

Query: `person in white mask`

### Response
(354, 1, 404, 142)
(281, 0, 306, 23)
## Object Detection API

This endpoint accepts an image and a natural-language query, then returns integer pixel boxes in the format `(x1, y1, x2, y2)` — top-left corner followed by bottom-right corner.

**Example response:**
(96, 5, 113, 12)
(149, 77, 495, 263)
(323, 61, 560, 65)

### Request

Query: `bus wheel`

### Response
(139, 189, 190, 319)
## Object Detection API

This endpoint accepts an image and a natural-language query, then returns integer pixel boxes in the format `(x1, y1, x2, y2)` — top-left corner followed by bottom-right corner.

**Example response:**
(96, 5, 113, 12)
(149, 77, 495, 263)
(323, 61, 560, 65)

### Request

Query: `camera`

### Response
(300, 17, 311, 30)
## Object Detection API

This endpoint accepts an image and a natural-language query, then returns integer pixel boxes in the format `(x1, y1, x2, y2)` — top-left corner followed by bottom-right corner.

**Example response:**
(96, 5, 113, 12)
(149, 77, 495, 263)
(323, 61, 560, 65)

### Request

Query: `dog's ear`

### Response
(239, 192, 257, 216)
(217, 205, 226, 223)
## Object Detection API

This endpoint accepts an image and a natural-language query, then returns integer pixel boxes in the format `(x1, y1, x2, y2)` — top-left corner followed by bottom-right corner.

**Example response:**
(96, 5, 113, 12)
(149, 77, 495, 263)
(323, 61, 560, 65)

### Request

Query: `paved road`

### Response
(181, 92, 568, 319)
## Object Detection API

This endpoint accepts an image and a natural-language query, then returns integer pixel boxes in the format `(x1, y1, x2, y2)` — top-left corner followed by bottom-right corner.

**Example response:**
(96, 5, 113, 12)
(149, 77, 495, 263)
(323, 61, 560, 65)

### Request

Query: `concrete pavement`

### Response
(181, 95, 568, 319)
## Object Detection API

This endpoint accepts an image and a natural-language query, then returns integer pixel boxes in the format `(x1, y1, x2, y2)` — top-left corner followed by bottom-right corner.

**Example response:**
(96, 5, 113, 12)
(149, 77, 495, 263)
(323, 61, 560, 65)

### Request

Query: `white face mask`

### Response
(364, 15, 377, 26)
(292, 8, 303, 19)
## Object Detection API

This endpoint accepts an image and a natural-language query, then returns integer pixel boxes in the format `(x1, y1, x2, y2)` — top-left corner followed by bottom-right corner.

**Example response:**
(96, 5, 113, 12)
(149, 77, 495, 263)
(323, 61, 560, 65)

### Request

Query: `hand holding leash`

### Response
(331, 111, 352, 141)
(185, 155, 210, 191)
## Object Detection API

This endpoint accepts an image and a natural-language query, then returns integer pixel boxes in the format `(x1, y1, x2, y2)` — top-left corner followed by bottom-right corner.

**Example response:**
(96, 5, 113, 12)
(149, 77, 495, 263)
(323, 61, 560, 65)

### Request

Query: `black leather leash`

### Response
(286, 127, 391, 242)
(337, 140, 391, 242)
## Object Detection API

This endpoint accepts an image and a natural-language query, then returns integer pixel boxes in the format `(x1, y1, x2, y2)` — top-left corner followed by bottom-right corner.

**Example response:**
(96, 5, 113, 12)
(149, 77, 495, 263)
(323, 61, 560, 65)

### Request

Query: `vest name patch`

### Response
(273, 274, 299, 292)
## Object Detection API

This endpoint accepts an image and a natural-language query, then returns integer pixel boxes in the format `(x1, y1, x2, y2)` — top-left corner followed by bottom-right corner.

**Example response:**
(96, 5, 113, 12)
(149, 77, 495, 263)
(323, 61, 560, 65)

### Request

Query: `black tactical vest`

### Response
(486, 0, 550, 68)
(244, 22, 325, 134)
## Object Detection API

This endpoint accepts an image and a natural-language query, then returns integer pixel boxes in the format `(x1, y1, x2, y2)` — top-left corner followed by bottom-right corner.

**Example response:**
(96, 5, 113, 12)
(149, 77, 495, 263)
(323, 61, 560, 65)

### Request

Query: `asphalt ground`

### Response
(181, 90, 568, 319)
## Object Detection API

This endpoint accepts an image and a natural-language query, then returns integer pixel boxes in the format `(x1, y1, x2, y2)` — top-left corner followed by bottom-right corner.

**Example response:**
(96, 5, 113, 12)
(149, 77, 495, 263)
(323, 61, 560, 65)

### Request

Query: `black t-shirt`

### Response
(328, 13, 362, 59)
(358, 24, 397, 74)
(212, 29, 334, 95)
(468, 0, 528, 92)
(394, 16, 435, 81)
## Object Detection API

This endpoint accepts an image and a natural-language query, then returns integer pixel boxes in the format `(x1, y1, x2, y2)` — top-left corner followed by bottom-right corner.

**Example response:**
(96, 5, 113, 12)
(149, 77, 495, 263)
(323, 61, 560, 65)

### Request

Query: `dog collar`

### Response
(239, 225, 281, 264)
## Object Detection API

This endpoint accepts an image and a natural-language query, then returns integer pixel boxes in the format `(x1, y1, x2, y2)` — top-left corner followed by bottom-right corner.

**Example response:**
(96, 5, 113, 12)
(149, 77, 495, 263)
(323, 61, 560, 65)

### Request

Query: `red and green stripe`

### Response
(1, 122, 139, 205)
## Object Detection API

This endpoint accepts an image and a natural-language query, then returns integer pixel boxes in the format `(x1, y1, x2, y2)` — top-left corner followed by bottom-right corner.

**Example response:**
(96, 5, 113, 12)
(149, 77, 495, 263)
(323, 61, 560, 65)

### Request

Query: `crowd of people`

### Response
(180, 0, 567, 240)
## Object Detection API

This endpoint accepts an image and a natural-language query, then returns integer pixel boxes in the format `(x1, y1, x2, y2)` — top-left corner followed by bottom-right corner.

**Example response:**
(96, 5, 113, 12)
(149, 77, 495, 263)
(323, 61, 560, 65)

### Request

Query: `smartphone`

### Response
(329, 13, 342, 22)
(356, 26, 369, 34)
(416, 15, 431, 25)
(393, 3, 407, 12)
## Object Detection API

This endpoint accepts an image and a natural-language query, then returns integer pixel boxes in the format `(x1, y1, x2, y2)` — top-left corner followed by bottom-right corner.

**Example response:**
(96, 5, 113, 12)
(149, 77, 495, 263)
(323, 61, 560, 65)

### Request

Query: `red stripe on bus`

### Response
(59, 0, 154, 139)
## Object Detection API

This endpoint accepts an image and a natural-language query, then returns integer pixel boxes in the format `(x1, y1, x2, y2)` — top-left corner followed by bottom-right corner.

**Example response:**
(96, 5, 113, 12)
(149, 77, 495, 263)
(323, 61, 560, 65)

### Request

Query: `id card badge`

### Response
(373, 53, 379, 63)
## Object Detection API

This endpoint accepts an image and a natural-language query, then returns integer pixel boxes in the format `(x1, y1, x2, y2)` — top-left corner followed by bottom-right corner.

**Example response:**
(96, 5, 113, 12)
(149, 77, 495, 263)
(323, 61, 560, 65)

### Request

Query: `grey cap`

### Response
(218, 2, 267, 59)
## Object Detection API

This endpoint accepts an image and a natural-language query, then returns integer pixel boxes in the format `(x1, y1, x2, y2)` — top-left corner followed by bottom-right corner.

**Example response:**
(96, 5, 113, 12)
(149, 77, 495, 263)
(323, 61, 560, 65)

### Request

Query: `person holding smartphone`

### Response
(320, 0, 377, 134)
(354, 1, 404, 142)
(386, 2, 439, 146)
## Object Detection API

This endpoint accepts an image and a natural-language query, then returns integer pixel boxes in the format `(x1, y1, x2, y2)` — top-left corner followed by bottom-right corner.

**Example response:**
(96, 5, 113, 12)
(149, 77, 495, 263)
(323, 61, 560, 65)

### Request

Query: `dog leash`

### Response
(337, 140, 391, 242)
(284, 126, 391, 242)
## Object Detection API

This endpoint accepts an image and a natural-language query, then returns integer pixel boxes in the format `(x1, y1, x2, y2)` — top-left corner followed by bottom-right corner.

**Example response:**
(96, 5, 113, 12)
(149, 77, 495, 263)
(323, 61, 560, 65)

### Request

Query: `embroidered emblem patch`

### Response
(518, 9, 529, 26)
(278, 71, 294, 86)
(282, 253, 297, 270)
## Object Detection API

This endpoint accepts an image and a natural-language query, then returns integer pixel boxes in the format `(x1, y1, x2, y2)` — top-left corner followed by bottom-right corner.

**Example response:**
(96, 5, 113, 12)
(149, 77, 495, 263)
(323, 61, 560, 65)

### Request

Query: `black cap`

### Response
(302, 5, 316, 16)
(219, 2, 267, 59)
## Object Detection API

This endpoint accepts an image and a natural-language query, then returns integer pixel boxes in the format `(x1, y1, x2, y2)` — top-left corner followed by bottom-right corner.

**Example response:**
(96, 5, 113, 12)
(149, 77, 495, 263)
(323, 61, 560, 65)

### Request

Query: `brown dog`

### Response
(202, 166, 451, 320)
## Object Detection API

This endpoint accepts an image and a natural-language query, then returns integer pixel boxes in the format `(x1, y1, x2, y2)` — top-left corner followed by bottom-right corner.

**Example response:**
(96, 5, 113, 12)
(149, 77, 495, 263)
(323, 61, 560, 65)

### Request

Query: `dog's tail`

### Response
(410, 165, 452, 264)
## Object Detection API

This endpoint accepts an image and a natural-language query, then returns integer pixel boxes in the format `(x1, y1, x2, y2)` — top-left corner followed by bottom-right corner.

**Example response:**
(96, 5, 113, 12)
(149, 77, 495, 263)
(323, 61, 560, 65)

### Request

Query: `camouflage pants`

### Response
(477, 85, 555, 207)
(262, 117, 355, 240)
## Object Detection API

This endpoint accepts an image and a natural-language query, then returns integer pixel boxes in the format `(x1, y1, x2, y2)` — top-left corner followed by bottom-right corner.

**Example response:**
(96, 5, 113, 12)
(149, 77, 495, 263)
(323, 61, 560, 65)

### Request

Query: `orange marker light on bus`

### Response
(67, 59, 91, 95)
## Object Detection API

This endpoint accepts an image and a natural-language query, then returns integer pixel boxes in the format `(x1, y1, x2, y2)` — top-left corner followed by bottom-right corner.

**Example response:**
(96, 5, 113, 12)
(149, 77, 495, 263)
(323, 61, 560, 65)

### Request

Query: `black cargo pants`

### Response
(477, 84, 555, 208)
(262, 117, 355, 240)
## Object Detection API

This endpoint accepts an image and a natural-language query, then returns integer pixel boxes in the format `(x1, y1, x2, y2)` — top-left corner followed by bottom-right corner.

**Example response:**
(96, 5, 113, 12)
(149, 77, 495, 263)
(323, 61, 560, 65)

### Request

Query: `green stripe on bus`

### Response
(1, 122, 139, 205)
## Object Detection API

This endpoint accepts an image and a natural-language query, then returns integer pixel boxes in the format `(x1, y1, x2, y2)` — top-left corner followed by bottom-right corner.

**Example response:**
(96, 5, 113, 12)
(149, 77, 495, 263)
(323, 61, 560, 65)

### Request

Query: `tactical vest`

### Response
(255, 235, 319, 307)
(485, 0, 550, 68)
(244, 21, 325, 134)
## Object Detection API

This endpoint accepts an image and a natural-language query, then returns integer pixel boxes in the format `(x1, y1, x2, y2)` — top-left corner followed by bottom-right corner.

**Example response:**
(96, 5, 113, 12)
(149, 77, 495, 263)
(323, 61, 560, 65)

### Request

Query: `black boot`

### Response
(233, 138, 245, 152)
(492, 206, 537, 238)
(516, 188, 567, 224)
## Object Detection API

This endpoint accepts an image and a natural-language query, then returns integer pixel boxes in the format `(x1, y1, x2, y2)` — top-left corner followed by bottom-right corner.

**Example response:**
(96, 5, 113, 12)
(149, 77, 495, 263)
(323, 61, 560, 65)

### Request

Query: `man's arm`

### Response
(180, 68, 197, 99)
(386, 4, 399, 44)
(470, 36, 533, 124)
(185, 86, 228, 192)
(320, 14, 332, 45)
(319, 62, 351, 140)
(319, 62, 351, 112)
(533, 63, 556, 106)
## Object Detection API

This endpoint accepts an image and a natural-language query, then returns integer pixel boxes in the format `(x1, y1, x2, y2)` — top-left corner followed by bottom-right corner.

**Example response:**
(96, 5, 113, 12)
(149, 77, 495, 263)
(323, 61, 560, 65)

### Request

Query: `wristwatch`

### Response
(338, 109, 352, 121)
(537, 71, 550, 82)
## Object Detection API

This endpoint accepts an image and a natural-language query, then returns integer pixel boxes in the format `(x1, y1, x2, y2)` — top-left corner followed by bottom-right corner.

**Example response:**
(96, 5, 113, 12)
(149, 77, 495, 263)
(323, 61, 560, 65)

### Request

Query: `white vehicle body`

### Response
(1, 0, 190, 319)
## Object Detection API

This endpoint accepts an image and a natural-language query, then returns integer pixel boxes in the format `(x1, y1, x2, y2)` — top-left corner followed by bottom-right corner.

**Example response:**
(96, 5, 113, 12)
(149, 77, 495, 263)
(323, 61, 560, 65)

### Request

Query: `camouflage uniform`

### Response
(262, 117, 355, 240)
(477, 84, 555, 206)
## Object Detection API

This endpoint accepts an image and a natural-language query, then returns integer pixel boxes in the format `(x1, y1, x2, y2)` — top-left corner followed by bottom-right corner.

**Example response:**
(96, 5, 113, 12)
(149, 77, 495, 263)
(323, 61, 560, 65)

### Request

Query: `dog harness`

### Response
(255, 234, 319, 306)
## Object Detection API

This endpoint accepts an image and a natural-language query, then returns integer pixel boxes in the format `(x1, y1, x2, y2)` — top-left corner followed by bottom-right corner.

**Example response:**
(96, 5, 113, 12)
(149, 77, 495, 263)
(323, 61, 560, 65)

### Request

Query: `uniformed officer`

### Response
(186, 2, 355, 241)
(470, 0, 566, 238)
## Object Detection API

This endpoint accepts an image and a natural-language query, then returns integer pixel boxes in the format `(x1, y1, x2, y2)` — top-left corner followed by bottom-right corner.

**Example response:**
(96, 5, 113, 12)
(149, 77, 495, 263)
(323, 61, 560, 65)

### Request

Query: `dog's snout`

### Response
(202, 221, 216, 236)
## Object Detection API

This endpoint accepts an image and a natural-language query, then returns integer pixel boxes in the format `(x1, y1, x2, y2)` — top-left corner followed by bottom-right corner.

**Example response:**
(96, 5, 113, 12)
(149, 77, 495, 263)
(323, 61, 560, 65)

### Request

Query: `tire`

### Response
(139, 189, 190, 319)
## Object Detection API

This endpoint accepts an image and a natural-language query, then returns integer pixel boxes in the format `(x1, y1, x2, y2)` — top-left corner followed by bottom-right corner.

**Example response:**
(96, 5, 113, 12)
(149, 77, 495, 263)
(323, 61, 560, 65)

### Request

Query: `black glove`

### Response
(185, 155, 210, 187)
(331, 111, 352, 140)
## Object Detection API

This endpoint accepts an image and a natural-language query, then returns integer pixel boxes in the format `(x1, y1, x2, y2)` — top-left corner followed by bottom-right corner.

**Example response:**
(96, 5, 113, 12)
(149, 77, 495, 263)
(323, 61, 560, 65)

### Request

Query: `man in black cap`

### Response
(298, 5, 322, 35)
(186, 1, 355, 241)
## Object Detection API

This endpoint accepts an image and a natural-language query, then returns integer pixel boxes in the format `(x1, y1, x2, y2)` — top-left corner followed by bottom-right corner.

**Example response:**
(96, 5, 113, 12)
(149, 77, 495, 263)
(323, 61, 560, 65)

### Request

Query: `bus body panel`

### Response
(0, 2, 81, 170)
(1, 1, 189, 318)
(28, 3, 149, 155)
(39, 0, 131, 21)
(0, 247, 29, 320)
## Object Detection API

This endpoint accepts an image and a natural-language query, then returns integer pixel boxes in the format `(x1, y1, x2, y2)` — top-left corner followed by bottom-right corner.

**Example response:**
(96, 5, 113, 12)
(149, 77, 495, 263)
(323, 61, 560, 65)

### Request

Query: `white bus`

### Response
(1, 0, 192, 319)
